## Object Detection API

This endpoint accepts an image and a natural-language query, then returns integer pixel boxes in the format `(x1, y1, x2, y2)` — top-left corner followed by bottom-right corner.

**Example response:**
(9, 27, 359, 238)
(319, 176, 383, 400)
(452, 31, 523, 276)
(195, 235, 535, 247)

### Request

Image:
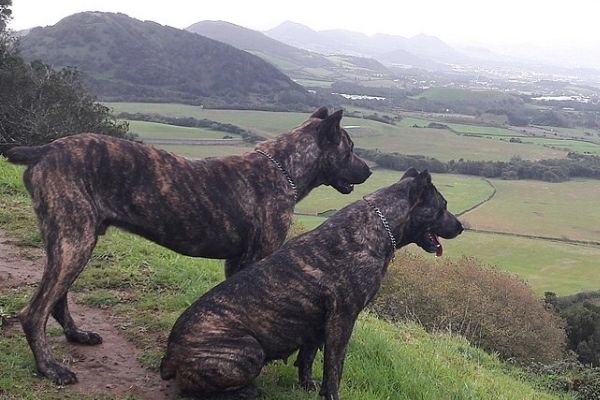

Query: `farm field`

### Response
(462, 179, 600, 243)
(106, 103, 568, 161)
(157, 144, 253, 158)
(127, 120, 238, 139)
(518, 136, 600, 155)
(442, 231, 600, 295)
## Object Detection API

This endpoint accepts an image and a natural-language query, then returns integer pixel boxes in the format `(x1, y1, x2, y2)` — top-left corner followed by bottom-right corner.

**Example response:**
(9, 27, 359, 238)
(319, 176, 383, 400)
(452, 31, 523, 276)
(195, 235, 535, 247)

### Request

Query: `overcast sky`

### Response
(10, 0, 600, 47)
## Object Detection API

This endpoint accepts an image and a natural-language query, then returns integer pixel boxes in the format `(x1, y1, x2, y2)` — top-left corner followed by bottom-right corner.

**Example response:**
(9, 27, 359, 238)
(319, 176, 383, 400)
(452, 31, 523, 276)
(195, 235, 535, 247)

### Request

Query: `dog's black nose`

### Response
(457, 222, 464, 234)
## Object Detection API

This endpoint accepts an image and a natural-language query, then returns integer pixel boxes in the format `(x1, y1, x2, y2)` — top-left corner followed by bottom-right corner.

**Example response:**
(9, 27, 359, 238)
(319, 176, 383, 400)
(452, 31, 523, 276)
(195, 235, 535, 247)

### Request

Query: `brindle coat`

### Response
(5, 107, 371, 385)
(160, 169, 464, 400)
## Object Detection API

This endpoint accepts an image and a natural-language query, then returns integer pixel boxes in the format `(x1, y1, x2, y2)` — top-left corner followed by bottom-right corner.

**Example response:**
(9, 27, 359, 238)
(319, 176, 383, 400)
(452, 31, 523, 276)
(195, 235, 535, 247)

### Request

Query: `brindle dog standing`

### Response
(160, 168, 464, 400)
(5, 107, 371, 385)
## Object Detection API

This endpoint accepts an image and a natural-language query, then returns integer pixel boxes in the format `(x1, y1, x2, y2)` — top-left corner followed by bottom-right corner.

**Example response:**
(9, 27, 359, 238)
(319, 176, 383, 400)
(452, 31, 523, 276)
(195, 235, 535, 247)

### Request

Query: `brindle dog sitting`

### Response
(160, 168, 464, 400)
(5, 107, 371, 385)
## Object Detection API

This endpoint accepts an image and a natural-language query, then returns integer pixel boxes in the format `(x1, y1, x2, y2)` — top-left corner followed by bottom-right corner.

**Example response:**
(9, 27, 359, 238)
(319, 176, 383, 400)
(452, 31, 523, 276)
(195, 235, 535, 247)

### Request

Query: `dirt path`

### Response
(0, 230, 179, 400)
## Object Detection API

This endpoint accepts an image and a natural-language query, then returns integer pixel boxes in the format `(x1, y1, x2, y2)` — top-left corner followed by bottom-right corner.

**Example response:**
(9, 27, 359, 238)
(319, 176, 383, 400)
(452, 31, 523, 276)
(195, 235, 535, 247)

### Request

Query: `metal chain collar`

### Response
(255, 149, 298, 202)
(363, 197, 397, 260)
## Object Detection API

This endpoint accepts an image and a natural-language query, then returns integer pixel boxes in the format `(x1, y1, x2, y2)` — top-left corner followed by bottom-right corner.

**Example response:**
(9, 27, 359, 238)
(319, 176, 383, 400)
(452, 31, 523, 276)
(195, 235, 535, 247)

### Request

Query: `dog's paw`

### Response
(299, 379, 321, 391)
(319, 389, 340, 400)
(41, 361, 78, 385)
(66, 329, 103, 345)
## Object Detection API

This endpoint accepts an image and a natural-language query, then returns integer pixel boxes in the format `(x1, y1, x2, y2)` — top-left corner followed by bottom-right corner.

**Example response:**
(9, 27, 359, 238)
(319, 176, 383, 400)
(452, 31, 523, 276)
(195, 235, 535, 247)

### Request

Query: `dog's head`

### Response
(311, 107, 371, 194)
(400, 168, 463, 256)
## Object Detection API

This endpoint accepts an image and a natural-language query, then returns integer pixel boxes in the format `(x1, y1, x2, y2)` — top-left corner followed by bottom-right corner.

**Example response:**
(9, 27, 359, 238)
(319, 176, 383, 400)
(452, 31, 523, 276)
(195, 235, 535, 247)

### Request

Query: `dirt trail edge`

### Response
(0, 230, 179, 400)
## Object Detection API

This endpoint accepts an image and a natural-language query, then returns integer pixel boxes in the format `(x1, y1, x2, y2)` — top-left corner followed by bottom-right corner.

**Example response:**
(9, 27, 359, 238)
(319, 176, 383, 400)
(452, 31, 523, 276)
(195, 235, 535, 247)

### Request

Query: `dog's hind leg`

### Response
(52, 294, 102, 345)
(19, 205, 98, 384)
(174, 335, 265, 398)
(294, 342, 321, 390)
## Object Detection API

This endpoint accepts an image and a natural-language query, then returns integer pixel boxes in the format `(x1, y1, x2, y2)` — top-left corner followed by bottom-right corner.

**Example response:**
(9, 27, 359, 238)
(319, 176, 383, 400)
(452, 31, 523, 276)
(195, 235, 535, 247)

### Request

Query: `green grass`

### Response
(0, 159, 571, 399)
(442, 231, 600, 295)
(462, 178, 600, 242)
(445, 122, 521, 137)
(126, 120, 238, 139)
(105, 103, 568, 161)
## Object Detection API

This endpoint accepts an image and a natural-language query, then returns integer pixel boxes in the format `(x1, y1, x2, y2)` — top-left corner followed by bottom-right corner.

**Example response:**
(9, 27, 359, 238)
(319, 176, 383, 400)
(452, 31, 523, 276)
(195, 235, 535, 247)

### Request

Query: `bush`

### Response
(371, 251, 567, 364)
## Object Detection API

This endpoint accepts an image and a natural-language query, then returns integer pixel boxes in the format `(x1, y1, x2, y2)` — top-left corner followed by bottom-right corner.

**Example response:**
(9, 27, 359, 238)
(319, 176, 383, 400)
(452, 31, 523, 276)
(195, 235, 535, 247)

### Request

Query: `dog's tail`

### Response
(4, 145, 49, 166)
(159, 352, 177, 380)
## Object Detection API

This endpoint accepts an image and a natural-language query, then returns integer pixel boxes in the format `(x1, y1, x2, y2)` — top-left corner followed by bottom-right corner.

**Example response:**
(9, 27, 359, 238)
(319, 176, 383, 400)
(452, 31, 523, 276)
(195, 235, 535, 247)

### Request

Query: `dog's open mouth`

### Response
(331, 179, 354, 194)
(420, 232, 443, 257)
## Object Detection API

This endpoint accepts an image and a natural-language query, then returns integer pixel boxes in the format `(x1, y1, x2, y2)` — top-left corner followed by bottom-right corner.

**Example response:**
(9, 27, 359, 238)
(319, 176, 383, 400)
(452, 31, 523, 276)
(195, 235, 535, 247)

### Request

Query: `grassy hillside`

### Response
(0, 159, 570, 399)
(18, 12, 314, 109)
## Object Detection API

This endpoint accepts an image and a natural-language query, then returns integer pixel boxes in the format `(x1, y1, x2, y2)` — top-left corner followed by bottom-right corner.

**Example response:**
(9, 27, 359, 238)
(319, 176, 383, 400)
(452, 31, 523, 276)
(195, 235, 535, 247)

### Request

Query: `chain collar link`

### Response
(363, 197, 397, 260)
(255, 149, 298, 202)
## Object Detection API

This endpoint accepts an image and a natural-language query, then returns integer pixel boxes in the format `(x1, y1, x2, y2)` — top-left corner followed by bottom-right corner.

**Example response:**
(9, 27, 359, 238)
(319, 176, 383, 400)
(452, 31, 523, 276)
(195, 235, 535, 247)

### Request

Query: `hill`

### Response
(186, 20, 392, 81)
(18, 12, 315, 109)
(0, 158, 571, 400)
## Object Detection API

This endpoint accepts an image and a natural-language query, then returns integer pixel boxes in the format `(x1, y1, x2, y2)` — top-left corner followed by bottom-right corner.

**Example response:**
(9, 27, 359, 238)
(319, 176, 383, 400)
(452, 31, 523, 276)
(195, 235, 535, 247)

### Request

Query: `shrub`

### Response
(370, 251, 567, 364)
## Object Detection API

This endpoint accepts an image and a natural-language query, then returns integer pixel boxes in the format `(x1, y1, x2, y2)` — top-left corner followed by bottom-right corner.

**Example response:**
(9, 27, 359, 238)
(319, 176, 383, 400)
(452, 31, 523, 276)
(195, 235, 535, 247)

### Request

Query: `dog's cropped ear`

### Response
(400, 167, 419, 180)
(318, 109, 343, 145)
(311, 106, 329, 119)
(410, 170, 432, 203)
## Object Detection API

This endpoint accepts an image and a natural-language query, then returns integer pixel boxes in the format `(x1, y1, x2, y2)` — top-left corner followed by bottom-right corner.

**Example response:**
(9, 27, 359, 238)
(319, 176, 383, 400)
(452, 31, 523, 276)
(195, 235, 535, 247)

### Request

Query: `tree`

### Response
(0, 1, 130, 153)
(0, 0, 11, 32)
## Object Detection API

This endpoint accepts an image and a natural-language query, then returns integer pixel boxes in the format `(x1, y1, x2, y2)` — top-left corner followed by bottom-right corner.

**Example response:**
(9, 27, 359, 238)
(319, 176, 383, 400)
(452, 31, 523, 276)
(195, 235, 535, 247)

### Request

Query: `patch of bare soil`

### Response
(0, 230, 179, 400)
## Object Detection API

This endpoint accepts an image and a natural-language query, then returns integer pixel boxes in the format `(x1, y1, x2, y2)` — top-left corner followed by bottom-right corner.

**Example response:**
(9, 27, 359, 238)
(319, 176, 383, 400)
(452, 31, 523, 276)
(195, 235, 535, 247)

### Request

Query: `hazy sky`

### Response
(10, 0, 600, 47)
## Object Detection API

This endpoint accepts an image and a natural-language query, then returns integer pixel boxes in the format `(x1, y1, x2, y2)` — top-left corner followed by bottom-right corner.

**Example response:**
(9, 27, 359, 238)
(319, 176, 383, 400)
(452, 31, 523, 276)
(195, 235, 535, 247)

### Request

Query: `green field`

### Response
(127, 120, 238, 139)
(350, 123, 565, 161)
(106, 103, 568, 162)
(462, 179, 600, 242)
(157, 144, 253, 159)
(442, 232, 600, 295)
(106, 102, 306, 138)
(518, 136, 600, 155)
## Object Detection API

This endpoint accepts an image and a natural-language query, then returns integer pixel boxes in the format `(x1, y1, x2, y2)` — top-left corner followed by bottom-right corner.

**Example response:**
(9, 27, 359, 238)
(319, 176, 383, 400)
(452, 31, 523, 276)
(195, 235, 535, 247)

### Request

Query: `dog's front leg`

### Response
(319, 313, 356, 400)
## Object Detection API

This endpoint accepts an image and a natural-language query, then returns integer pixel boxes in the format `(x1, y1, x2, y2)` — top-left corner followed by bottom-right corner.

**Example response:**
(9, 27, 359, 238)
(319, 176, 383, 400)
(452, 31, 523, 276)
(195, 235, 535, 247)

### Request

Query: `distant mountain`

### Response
(187, 20, 392, 81)
(264, 21, 330, 54)
(187, 21, 334, 69)
(18, 12, 314, 109)
(265, 21, 467, 69)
